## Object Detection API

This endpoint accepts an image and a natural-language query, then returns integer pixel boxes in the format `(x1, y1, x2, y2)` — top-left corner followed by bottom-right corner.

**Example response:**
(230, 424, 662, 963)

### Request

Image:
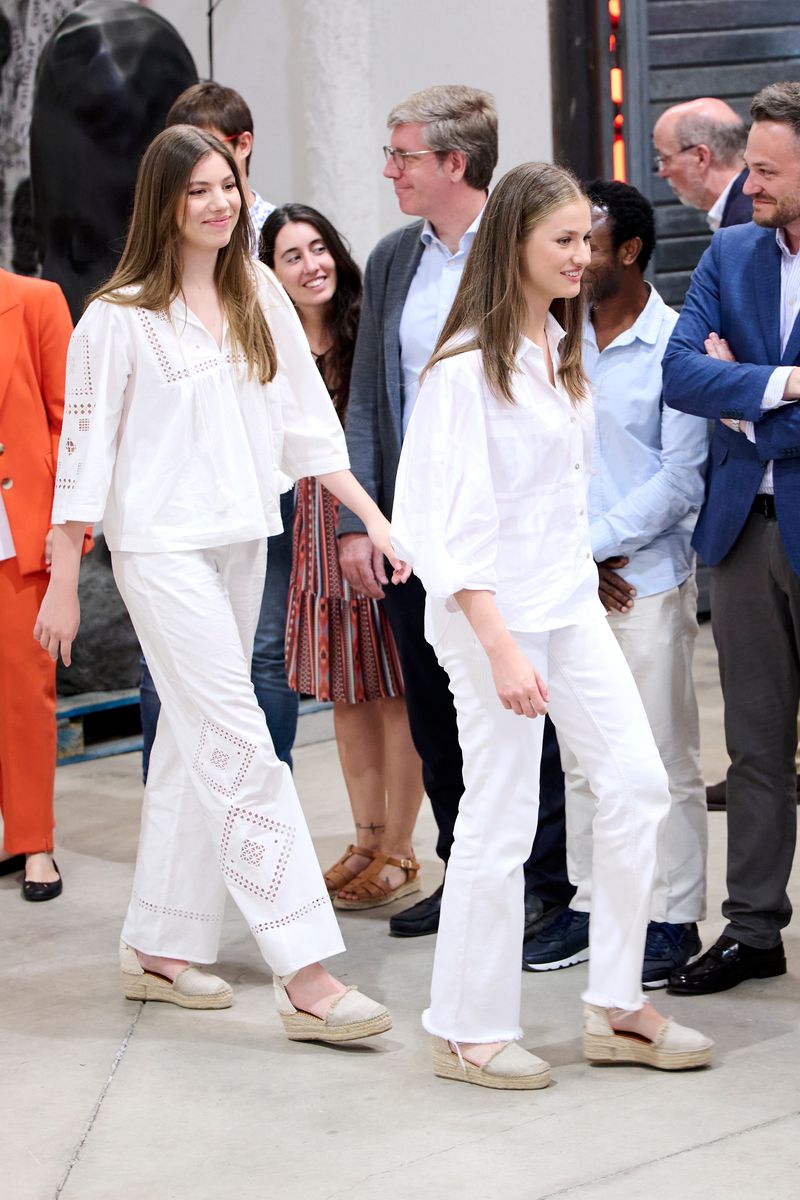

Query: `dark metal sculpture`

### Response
(30, 0, 197, 321)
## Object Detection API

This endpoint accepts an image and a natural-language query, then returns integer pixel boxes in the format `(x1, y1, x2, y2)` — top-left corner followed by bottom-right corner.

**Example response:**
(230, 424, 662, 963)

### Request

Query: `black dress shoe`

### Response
(706, 774, 800, 811)
(0, 854, 26, 877)
(667, 934, 785, 995)
(22, 860, 63, 902)
(389, 883, 442, 937)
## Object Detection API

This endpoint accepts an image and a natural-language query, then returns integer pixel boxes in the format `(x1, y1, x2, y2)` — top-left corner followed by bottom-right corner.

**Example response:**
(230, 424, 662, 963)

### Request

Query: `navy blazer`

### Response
(338, 221, 424, 536)
(662, 222, 800, 574)
(720, 168, 752, 228)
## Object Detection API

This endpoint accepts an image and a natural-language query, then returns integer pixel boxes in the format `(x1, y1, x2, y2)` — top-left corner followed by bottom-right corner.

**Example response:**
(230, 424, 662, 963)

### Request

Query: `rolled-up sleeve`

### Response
(391, 357, 498, 610)
(258, 264, 349, 481)
(52, 300, 132, 526)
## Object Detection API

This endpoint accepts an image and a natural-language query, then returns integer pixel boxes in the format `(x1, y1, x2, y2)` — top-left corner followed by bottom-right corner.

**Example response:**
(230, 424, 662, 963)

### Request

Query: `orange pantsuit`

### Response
(0, 269, 72, 854)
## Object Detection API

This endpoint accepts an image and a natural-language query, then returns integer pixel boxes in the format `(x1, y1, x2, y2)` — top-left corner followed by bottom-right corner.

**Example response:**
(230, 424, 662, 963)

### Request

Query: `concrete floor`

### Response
(4, 621, 799, 1200)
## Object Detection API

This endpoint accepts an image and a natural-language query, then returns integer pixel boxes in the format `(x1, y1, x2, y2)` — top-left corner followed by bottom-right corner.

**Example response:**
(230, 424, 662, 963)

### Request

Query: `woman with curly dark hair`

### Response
(261, 205, 424, 912)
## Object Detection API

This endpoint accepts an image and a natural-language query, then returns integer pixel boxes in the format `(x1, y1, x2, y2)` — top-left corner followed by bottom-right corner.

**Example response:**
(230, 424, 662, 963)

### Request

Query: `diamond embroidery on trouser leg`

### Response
(193, 719, 256, 797)
(220, 806, 295, 902)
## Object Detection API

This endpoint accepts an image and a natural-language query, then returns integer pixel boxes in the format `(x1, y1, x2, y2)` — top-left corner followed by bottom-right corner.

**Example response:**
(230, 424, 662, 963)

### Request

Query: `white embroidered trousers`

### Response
(423, 612, 670, 1043)
(112, 540, 345, 976)
(563, 576, 708, 923)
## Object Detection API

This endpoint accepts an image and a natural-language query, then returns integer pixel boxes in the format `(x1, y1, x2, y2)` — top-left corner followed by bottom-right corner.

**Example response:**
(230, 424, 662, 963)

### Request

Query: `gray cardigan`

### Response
(338, 220, 425, 535)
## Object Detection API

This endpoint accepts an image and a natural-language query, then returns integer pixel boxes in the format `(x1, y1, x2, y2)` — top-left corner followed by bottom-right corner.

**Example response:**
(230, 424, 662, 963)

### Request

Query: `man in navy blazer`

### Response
(662, 82, 800, 996)
(653, 97, 750, 231)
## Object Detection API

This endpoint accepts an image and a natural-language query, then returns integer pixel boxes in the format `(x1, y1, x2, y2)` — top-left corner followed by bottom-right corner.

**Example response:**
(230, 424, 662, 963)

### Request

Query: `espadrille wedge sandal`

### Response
(120, 943, 233, 1010)
(274, 973, 392, 1042)
(583, 1004, 713, 1070)
(431, 1037, 551, 1090)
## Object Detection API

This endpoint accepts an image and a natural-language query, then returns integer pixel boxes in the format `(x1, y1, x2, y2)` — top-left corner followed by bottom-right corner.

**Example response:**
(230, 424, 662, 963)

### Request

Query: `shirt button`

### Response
(585, 552, 591, 559)
(1, 477, 12, 490)
(574, 463, 581, 470)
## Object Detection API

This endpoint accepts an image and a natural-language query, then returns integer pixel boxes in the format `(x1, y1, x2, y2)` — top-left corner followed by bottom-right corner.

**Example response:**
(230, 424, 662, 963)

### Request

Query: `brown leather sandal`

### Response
(333, 852, 421, 910)
(323, 845, 376, 894)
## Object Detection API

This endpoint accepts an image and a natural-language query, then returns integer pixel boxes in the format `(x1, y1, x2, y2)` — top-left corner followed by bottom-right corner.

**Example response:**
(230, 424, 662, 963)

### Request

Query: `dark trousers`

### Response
(381, 573, 574, 906)
(712, 512, 800, 948)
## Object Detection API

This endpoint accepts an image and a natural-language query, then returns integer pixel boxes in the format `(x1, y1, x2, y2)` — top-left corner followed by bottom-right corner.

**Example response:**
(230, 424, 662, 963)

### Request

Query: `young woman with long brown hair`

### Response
(260, 204, 424, 913)
(392, 162, 713, 1088)
(34, 125, 407, 1043)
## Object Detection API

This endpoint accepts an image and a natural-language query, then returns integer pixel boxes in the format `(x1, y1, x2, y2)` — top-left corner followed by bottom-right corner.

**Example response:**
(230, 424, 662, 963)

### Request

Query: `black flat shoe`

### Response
(22, 860, 63, 902)
(667, 934, 785, 995)
(389, 883, 443, 937)
(0, 854, 26, 877)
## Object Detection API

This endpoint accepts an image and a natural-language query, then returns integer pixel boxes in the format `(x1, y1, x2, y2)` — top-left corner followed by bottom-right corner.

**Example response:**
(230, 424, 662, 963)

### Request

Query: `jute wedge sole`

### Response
(123, 970, 233, 1009)
(431, 1038, 551, 1090)
(119, 943, 233, 1010)
(583, 1030, 712, 1070)
(279, 1007, 393, 1042)
(274, 977, 392, 1042)
(582, 1004, 713, 1070)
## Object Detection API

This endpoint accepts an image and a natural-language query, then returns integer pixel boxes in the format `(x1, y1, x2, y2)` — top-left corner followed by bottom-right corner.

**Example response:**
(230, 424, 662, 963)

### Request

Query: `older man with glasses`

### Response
(653, 97, 751, 230)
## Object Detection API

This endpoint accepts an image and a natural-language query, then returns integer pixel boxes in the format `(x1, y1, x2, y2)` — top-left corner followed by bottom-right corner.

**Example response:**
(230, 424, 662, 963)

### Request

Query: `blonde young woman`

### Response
(34, 125, 408, 1042)
(392, 162, 713, 1089)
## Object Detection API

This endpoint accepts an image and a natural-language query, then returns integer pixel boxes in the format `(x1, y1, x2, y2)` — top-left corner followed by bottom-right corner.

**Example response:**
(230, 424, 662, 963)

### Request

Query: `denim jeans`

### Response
(140, 489, 299, 782)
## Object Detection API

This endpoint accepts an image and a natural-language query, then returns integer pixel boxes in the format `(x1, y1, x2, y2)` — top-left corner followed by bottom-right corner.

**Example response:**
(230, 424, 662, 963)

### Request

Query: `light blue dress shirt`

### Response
(583, 285, 710, 599)
(399, 211, 482, 435)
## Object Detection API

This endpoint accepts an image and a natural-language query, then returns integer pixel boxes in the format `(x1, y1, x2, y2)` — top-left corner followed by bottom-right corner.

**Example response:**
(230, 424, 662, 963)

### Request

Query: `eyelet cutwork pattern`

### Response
(135, 308, 246, 382)
(220, 805, 296, 902)
(193, 719, 256, 797)
(55, 334, 95, 494)
(250, 895, 329, 934)
(132, 892, 224, 923)
(240, 838, 265, 868)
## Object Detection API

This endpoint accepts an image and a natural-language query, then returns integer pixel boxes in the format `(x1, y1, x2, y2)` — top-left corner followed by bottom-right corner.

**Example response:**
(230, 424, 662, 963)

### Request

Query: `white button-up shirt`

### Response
(391, 316, 603, 644)
(52, 264, 348, 552)
(398, 210, 482, 435)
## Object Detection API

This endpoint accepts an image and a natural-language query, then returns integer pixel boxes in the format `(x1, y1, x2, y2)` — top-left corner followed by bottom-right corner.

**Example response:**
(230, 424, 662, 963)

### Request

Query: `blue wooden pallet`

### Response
(56, 688, 143, 766)
(55, 690, 330, 766)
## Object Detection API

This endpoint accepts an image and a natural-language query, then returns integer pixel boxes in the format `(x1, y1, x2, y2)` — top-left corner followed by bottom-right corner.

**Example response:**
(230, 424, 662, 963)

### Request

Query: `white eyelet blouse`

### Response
(52, 263, 348, 552)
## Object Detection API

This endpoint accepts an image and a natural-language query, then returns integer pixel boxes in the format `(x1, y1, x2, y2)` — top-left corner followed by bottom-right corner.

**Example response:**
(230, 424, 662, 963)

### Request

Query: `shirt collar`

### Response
(420, 204, 485, 256)
(517, 312, 567, 364)
(776, 227, 800, 259)
(706, 175, 737, 231)
(583, 283, 662, 350)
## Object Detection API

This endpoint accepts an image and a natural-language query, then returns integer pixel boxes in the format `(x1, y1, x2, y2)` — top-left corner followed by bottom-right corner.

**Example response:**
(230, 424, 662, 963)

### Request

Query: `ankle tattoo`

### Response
(356, 822, 386, 835)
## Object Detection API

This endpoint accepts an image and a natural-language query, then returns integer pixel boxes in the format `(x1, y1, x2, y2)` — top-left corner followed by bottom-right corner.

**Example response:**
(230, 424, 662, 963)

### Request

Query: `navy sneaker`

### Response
(642, 921, 702, 990)
(522, 907, 590, 972)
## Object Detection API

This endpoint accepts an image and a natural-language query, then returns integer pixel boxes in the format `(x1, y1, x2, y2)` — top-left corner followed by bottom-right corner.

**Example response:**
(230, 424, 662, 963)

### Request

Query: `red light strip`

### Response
(608, 1, 626, 180)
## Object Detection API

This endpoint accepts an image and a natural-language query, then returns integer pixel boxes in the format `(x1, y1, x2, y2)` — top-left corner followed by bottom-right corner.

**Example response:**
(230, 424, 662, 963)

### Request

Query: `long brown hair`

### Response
(91, 125, 276, 384)
(259, 203, 362, 420)
(426, 161, 589, 403)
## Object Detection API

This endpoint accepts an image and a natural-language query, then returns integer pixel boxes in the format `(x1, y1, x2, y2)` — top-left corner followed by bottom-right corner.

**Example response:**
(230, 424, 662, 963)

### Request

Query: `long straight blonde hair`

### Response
(91, 125, 276, 384)
(426, 161, 589, 403)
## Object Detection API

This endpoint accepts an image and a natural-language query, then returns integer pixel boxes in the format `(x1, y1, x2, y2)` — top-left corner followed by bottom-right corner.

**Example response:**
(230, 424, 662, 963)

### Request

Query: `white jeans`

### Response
(563, 577, 707, 923)
(424, 612, 670, 1043)
(112, 540, 345, 976)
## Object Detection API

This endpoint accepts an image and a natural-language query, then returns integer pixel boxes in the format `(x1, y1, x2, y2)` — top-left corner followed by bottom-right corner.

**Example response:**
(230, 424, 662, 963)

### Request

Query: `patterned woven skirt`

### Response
(285, 477, 404, 703)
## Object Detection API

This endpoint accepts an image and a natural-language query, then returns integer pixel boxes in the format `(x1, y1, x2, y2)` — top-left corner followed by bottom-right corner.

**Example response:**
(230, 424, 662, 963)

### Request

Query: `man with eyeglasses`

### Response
(653, 97, 751, 230)
(337, 84, 577, 948)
